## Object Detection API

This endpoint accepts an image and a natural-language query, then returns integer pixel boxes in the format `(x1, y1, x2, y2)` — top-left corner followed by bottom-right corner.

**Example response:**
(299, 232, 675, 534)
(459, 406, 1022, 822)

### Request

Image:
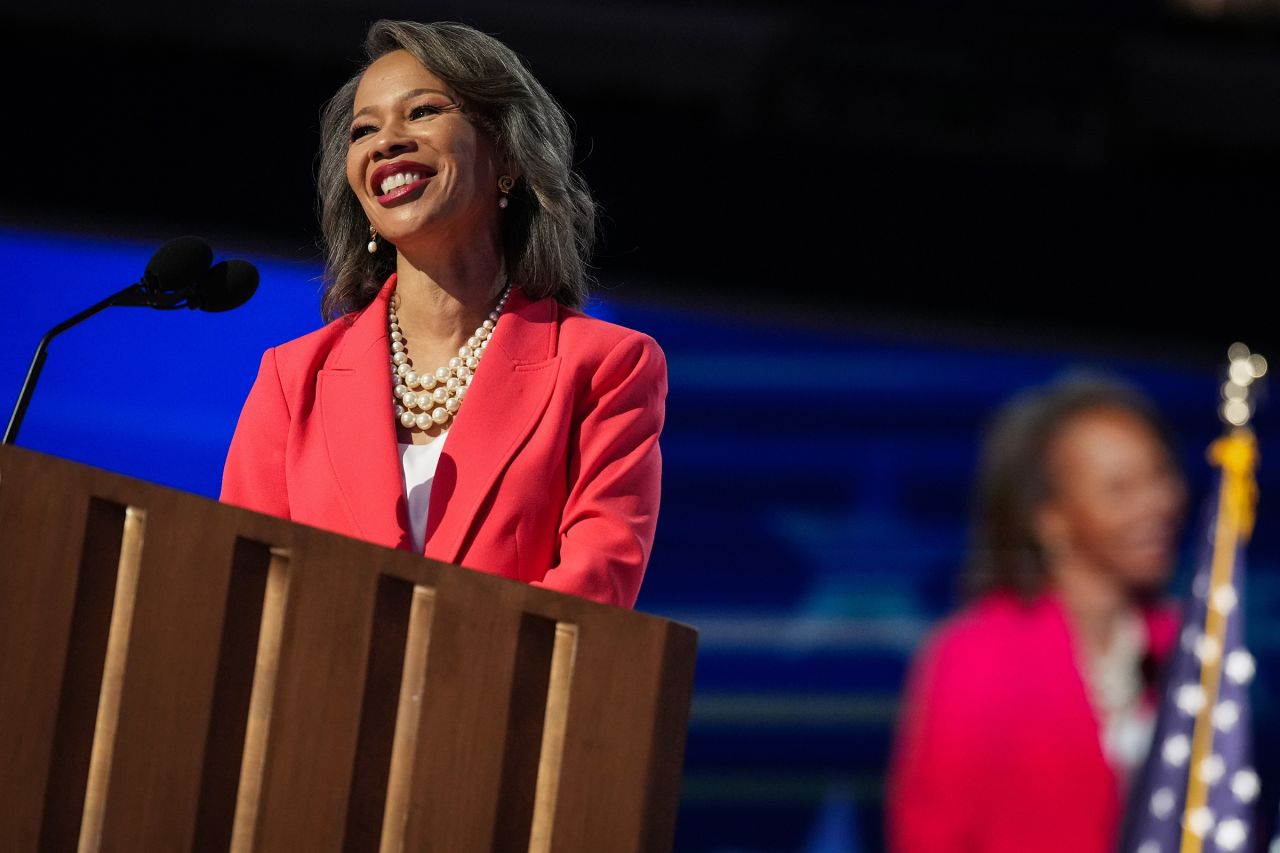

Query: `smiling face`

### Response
(1036, 407, 1186, 594)
(346, 50, 505, 251)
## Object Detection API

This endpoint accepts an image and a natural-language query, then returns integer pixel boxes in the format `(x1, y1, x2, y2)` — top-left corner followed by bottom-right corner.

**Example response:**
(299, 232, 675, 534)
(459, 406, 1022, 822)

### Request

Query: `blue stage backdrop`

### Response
(3, 226, 1277, 852)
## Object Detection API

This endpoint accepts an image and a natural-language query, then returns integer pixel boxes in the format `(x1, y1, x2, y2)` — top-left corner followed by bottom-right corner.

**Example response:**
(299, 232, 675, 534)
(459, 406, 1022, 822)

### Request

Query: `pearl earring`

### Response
(367, 225, 378, 254)
(498, 174, 514, 209)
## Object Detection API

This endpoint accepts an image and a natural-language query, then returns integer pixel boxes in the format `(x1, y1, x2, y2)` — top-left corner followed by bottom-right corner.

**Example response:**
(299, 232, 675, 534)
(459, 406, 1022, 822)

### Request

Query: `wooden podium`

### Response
(0, 445, 696, 852)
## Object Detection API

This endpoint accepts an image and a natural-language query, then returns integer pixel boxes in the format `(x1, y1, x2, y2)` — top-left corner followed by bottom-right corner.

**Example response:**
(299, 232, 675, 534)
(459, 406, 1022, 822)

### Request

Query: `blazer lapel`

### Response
(424, 288, 560, 565)
(318, 276, 411, 550)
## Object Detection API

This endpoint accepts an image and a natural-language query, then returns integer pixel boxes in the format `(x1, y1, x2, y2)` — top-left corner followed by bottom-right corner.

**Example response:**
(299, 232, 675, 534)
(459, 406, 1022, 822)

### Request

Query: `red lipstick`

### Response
(371, 160, 436, 204)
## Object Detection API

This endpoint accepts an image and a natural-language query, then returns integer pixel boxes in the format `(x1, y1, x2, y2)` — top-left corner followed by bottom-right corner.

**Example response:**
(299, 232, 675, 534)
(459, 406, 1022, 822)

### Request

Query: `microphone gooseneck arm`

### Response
(3, 236, 256, 446)
(3, 284, 142, 446)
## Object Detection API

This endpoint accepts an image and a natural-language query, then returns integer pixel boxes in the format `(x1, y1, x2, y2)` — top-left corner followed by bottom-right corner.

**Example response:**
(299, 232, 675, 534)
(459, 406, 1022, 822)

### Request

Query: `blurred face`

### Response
(1036, 407, 1186, 593)
(345, 50, 505, 250)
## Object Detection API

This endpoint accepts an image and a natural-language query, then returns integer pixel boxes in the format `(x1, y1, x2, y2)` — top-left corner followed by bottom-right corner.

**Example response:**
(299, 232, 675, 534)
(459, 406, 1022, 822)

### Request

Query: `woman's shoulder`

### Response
(553, 302, 664, 365)
(922, 591, 1064, 662)
(906, 592, 1073, 713)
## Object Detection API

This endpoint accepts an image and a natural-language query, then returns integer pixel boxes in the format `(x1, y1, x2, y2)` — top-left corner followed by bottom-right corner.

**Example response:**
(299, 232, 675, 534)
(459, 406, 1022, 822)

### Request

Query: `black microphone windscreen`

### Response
(144, 236, 213, 292)
(195, 259, 259, 312)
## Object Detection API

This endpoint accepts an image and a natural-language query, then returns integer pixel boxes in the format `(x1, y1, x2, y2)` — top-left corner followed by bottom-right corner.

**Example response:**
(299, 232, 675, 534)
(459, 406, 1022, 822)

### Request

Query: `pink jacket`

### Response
(887, 591, 1178, 853)
(220, 275, 666, 608)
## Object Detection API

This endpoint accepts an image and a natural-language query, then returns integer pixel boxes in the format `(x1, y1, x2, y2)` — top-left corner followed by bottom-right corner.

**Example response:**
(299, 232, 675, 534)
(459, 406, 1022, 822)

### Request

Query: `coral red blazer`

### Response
(220, 275, 665, 608)
(887, 592, 1178, 853)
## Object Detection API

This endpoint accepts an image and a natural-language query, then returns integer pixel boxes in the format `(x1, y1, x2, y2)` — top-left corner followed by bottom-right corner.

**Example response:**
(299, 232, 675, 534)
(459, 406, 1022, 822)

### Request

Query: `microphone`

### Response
(114, 235, 215, 308)
(3, 237, 260, 445)
(189, 259, 259, 313)
(112, 239, 259, 312)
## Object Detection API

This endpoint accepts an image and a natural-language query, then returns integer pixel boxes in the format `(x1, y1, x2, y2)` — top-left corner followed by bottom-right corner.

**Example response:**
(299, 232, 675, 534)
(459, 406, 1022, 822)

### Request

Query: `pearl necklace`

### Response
(389, 284, 512, 431)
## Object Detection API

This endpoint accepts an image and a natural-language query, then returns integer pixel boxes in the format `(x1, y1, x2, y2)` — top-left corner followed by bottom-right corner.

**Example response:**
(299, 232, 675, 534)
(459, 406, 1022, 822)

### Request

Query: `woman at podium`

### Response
(221, 21, 665, 609)
(887, 376, 1186, 852)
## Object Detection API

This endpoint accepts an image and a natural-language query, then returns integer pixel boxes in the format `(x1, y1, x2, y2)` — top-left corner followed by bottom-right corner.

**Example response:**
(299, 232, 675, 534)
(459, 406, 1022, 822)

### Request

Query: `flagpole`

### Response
(1178, 344, 1265, 853)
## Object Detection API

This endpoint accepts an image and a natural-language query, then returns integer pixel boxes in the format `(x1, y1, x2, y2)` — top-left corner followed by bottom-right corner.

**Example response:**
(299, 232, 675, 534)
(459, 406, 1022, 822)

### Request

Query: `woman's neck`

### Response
(1052, 559, 1134, 660)
(391, 236, 505, 345)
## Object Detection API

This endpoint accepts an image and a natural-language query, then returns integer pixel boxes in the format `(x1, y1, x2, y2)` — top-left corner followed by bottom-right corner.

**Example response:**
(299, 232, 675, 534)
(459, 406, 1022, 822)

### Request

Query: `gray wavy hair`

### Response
(317, 20, 596, 321)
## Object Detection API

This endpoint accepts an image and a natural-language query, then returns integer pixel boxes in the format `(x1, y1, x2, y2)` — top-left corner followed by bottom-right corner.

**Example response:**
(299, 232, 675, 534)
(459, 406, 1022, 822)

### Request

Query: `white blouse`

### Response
(1083, 609, 1156, 781)
(398, 434, 448, 554)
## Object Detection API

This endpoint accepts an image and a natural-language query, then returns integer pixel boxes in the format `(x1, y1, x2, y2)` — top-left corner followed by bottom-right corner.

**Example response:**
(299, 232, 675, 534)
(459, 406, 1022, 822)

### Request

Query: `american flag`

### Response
(1121, 346, 1265, 853)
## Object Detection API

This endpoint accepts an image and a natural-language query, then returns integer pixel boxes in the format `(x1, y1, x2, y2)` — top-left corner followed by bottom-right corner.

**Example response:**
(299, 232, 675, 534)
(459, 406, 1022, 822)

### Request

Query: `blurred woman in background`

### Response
(888, 375, 1187, 852)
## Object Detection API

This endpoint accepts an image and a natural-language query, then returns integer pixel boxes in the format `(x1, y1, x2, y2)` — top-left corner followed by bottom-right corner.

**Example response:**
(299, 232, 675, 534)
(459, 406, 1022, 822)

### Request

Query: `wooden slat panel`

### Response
(89, 496, 252, 852)
(78, 506, 147, 853)
(379, 585, 436, 853)
(38, 498, 127, 853)
(528, 622, 580, 853)
(492, 614, 558, 853)
(401, 572, 530, 852)
(0, 446, 699, 853)
(0, 454, 99, 851)
(194, 537, 277, 852)
(549, 618, 693, 853)
(248, 533, 384, 852)
(230, 547, 291, 852)
(344, 574, 416, 852)
(636, 624, 699, 853)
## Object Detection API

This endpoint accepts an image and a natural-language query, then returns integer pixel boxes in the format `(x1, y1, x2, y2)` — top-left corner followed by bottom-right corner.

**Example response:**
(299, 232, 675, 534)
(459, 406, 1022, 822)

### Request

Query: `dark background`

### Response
(5, 0, 1279, 355)
(4, 2, 1280, 850)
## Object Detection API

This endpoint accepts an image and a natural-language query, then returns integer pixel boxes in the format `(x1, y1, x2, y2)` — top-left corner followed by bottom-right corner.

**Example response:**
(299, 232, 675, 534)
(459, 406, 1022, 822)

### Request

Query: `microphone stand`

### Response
(3, 284, 146, 446)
